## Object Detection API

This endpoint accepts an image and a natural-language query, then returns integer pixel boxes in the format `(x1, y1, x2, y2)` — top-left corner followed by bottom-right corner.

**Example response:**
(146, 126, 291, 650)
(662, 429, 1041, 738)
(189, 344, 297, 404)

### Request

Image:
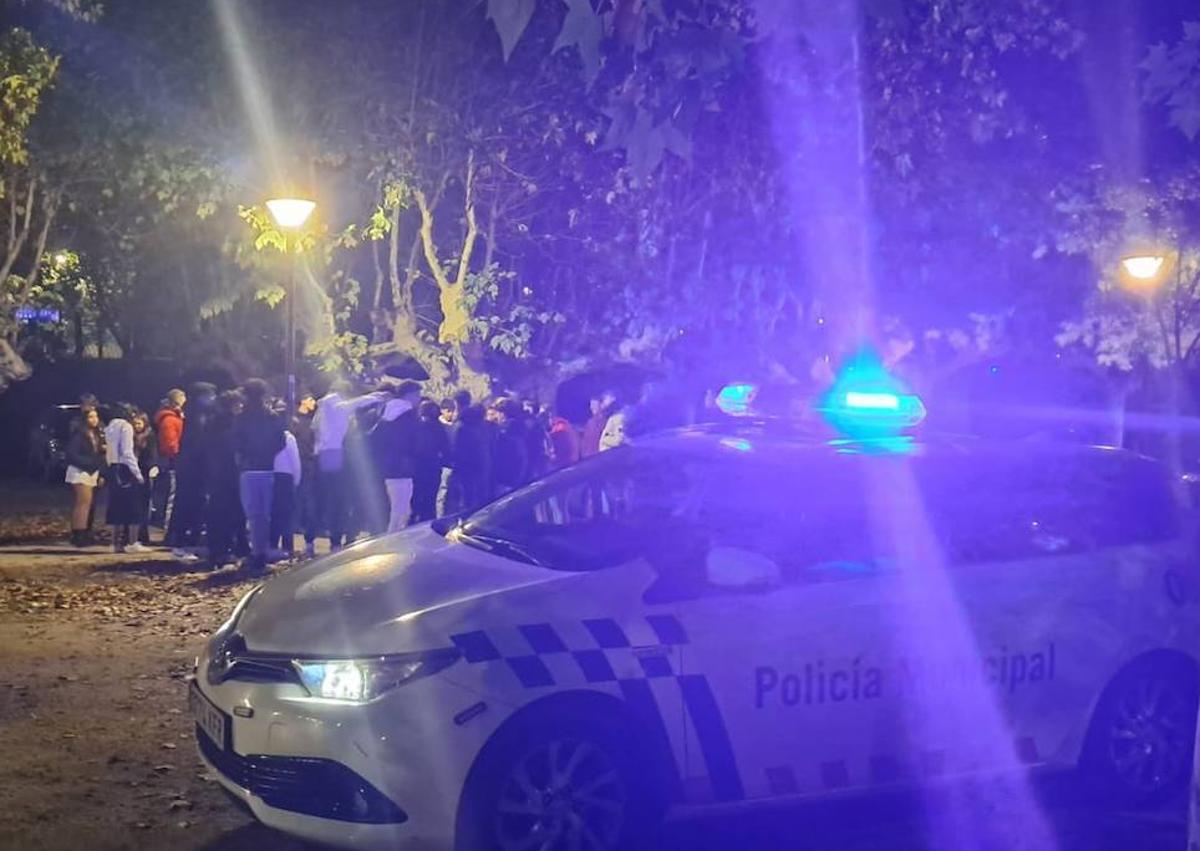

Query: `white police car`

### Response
(191, 390, 1199, 851)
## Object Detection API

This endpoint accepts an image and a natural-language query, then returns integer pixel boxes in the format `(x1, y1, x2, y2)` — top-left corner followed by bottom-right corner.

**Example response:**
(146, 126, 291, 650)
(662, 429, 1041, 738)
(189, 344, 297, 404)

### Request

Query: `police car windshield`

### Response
(460, 447, 709, 571)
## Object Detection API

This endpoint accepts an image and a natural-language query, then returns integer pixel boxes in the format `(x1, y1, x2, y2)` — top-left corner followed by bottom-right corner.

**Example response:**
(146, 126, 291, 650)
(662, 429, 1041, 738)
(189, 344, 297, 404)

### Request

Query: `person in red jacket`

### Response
(548, 415, 581, 469)
(152, 388, 186, 528)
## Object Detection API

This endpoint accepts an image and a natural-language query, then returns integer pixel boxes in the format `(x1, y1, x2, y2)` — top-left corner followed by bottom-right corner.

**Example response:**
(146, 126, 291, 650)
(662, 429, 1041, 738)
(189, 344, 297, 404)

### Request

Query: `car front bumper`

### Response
(196, 741, 416, 850)
(190, 647, 492, 851)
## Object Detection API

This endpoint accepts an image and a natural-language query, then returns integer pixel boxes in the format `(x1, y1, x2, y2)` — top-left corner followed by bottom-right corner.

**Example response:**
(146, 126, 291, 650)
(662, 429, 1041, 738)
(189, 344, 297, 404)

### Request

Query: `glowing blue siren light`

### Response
(715, 382, 758, 417)
(844, 391, 900, 411)
(818, 350, 926, 441)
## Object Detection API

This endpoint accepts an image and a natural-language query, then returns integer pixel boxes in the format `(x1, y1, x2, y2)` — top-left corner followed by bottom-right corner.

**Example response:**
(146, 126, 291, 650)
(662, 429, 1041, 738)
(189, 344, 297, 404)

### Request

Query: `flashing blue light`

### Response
(715, 382, 758, 417)
(818, 349, 925, 440)
(844, 391, 900, 411)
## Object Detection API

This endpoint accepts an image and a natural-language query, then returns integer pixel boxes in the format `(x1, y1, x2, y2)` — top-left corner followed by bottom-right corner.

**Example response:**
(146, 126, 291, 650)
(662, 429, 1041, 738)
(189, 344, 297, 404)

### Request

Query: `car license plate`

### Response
(189, 682, 228, 750)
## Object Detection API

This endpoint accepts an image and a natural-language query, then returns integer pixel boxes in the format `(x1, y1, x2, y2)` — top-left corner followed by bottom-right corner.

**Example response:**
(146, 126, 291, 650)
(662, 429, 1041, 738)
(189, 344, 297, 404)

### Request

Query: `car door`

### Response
(453, 446, 714, 788)
(911, 450, 1189, 773)
(657, 453, 911, 803)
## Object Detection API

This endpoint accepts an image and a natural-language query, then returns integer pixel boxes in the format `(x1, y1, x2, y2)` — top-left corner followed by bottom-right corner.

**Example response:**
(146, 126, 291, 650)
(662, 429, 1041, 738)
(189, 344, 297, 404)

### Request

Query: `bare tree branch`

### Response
(16, 186, 60, 303)
(0, 173, 37, 287)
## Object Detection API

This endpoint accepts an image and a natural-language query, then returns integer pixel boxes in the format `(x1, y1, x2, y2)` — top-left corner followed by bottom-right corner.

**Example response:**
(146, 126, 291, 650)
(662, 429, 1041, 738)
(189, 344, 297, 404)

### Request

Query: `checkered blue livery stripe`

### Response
(450, 617, 690, 686)
(450, 616, 744, 803)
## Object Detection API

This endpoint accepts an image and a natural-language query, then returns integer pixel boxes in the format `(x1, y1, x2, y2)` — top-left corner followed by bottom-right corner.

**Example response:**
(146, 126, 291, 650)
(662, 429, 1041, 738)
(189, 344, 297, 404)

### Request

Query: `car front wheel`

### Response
(458, 712, 655, 851)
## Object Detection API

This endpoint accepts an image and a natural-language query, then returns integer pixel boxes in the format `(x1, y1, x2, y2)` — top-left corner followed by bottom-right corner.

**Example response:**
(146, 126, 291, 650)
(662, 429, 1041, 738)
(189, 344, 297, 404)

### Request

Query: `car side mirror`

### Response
(431, 513, 467, 536)
(706, 546, 783, 592)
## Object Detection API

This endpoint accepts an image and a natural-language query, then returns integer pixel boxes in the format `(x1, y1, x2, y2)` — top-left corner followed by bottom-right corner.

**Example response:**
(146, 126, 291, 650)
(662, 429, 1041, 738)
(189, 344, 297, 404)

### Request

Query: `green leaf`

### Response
(554, 0, 603, 84)
(623, 109, 667, 180)
(488, 0, 537, 61)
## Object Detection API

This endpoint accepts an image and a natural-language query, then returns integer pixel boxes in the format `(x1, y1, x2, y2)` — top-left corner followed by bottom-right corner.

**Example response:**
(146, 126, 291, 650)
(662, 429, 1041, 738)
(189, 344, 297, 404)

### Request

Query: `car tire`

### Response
(1081, 656, 1198, 807)
(456, 710, 660, 851)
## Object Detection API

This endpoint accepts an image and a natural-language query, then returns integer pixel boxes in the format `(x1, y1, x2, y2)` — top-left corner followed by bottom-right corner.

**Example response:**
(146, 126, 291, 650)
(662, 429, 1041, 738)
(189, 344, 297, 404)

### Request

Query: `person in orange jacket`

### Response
(152, 388, 186, 528)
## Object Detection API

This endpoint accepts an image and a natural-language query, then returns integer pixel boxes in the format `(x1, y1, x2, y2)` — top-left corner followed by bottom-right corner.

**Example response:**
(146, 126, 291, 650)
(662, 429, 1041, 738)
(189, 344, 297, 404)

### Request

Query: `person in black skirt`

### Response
(103, 403, 147, 554)
(65, 406, 106, 547)
(131, 410, 160, 546)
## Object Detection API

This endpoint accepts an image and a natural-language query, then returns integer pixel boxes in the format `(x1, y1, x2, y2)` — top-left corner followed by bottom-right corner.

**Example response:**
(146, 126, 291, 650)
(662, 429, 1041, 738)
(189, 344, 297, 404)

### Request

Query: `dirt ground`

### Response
(0, 479, 1189, 851)
(0, 479, 307, 851)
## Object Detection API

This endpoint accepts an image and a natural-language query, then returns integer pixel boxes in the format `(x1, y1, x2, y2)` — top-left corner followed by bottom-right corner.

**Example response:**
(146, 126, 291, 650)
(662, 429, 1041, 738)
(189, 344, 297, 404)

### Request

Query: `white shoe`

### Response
(173, 549, 200, 563)
(125, 542, 152, 554)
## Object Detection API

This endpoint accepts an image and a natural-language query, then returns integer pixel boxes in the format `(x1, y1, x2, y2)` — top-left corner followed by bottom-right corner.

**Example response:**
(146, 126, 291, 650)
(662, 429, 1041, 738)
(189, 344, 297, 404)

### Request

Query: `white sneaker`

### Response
(125, 542, 152, 554)
(173, 549, 200, 563)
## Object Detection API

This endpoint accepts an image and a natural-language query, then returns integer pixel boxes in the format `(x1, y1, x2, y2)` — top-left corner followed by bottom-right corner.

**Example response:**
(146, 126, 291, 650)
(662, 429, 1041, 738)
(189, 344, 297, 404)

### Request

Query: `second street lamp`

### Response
(265, 197, 316, 413)
(1121, 253, 1167, 283)
(1118, 243, 1172, 293)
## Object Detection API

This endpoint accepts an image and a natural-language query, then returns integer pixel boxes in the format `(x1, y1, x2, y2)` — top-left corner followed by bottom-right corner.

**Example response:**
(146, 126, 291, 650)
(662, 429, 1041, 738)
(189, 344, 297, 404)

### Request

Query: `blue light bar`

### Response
(817, 349, 925, 439)
(715, 382, 758, 416)
(844, 391, 900, 411)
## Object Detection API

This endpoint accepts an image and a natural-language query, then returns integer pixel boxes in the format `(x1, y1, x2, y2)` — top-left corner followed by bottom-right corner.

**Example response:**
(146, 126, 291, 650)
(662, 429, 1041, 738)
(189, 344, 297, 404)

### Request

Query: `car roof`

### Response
(634, 421, 1156, 469)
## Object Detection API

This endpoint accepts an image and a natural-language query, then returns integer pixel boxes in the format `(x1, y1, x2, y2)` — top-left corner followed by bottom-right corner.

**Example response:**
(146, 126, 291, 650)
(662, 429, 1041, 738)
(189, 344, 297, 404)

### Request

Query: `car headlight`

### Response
(294, 649, 461, 703)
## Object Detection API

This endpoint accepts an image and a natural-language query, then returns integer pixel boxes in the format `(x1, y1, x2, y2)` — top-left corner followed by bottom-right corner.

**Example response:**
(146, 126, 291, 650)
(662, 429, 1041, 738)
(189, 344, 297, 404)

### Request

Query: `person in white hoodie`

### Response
(104, 402, 147, 554)
(312, 380, 388, 551)
(269, 401, 302, 559)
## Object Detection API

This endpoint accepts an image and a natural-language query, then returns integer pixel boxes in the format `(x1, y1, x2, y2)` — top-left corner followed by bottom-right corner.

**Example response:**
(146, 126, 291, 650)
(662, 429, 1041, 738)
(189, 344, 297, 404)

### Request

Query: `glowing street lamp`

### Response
(1120, 253, 1167, 283)
(266, 198, 316, 230)
(266, 197, 316, 412)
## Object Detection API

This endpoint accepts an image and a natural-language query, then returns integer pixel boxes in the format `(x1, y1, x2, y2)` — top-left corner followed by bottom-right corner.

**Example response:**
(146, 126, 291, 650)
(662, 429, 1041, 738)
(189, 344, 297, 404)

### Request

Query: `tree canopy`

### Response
(1, 0, 1197, 402)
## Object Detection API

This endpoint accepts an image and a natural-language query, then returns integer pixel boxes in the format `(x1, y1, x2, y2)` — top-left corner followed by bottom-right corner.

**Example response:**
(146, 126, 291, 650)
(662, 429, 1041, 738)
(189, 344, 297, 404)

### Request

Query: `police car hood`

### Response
(235, 526, 566, 655)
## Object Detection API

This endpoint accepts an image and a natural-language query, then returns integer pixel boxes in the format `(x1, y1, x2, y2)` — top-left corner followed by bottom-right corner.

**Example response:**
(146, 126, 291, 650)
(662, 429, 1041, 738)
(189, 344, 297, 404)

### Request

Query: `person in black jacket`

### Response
(130, 410, 160, 546)
(291, 393, 319, 557)
(369, 381, 423, 532)
(205, 390, 246, 568)
(64, 406, 105, 547)
(234, 378, 285, 573)
(411, 399, 450, 524)
(493, 397, 530, 496)
(446, 392, 494, 514)
(168, 382, 217, 561)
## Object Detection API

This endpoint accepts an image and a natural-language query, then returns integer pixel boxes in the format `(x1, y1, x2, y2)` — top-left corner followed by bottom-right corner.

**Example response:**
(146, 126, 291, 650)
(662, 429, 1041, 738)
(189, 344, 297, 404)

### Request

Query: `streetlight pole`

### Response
(265, 197, 316, 414)
(1116, 246, 1185, 475)
(285, 241, 297, 414)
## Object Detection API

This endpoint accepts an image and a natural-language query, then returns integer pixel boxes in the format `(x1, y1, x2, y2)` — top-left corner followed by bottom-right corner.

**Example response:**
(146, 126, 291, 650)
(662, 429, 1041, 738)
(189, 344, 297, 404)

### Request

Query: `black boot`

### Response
(69, 530, 85, 548)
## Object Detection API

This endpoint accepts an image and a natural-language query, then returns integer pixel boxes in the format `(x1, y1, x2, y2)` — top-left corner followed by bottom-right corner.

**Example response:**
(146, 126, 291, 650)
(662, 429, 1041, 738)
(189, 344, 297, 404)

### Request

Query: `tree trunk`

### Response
(1163, 364, 1184, 480)
(16, 188, 58, 303)
(410, 152, 487, 394)
(0, 173, 37, 288)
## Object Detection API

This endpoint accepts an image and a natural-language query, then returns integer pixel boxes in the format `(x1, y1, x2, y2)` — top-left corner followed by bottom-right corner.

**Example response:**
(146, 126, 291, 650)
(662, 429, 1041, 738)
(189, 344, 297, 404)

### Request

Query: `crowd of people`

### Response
(60, 376, 651, 573)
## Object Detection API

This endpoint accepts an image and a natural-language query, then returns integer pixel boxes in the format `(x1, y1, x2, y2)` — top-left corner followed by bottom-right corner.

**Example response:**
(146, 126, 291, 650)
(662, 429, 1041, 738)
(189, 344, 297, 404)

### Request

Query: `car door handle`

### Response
(632, 645, 672, 659)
